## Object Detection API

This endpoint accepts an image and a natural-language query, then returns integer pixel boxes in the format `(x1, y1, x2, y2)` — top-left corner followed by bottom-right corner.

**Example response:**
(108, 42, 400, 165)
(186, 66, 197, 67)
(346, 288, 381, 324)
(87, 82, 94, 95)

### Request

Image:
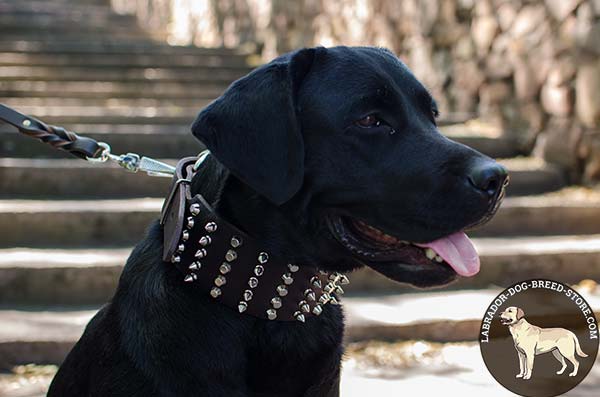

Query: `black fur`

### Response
(48, 46, 506, 396)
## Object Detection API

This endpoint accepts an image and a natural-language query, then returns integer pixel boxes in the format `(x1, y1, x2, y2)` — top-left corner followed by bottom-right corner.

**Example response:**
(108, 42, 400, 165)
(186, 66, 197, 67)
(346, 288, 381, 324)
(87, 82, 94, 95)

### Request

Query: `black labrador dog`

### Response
(48, 46, 507, 396)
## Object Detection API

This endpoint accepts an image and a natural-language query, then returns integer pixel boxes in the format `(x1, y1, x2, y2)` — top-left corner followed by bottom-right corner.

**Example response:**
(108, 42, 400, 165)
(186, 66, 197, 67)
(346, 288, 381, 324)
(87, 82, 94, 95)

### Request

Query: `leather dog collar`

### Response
(160, 156, 349, 322)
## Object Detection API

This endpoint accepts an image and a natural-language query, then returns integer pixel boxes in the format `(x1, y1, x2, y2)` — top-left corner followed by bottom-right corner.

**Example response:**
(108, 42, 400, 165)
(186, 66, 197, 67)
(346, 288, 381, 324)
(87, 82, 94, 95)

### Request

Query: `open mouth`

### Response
(500, 317, 512, 325)
(327, 216, 481, 279)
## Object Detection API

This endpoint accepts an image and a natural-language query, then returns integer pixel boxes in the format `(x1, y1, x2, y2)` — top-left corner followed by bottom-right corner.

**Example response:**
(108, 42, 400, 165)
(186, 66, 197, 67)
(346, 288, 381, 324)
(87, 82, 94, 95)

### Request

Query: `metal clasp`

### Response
(86, 142, 175, 178)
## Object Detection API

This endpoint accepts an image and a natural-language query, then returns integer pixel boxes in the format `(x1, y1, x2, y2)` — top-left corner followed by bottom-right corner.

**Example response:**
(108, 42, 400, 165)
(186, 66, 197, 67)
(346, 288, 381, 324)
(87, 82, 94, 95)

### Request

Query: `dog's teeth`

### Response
(435, 255, 443, 263)
(425, 248, 436, 260)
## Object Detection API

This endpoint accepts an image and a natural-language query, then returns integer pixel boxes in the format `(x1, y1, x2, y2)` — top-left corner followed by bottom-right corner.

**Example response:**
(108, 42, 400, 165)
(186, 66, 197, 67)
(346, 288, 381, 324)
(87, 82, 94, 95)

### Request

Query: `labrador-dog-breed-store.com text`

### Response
(48, 46, 508, 396)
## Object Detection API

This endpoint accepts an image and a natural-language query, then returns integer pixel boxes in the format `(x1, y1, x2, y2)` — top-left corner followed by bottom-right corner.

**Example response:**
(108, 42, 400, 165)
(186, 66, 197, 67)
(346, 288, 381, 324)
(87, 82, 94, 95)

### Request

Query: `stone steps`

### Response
(0, 52, 247, 68)
(0, 157, 562, 199)
(0, 41, 246, 55)
(0, 81, 224, 99)
(3, 105, 207, 120)
(1, 287, 598, 367)
(1, 97, 222, 110)
(0, 123, 522, 159)
(2, 195, 594, 246)
(0, 1, 125, 16)
(0, 66, 251, 83)
(0, 14, 140, 31)
(2, 235, 600, 304)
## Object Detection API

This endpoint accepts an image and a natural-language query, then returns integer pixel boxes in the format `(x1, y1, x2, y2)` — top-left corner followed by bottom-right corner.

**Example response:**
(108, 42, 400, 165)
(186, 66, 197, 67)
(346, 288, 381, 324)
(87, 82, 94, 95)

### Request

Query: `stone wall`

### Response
(112, 0, 600, 182)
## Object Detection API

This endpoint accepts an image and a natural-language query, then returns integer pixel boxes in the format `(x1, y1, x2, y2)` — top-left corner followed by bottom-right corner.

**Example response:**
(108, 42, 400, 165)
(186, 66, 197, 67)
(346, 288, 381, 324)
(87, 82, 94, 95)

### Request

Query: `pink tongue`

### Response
(415, 232, 480, 277)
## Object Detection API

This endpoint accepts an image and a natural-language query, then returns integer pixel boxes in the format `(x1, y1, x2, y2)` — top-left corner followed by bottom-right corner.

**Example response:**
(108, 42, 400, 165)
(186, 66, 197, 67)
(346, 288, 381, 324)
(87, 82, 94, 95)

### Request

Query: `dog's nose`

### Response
(467, 160, 508, 198)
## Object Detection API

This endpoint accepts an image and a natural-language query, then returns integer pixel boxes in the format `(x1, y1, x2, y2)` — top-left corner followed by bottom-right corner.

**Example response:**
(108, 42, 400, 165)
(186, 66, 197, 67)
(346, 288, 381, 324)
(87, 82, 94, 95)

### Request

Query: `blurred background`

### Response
(0, 0, 599, 395)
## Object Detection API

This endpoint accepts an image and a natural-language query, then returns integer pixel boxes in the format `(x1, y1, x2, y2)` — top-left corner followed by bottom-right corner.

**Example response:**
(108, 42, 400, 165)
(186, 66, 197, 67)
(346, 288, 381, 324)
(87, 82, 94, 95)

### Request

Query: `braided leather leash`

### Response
(0, 103, 176, 176)
(0, 103, 103, 159)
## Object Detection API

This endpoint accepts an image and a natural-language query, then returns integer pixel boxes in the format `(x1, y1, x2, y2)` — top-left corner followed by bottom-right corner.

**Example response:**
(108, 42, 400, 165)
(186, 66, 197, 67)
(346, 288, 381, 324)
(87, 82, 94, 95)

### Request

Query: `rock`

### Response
(541, 83, 573, 117)
(452, 60, 484, 111)
(513, 58, 539, 100)
(559, 15, 578, 47)
(537, 117, 581, 170)
(474, 0, 493, 16)
(576, 3, 600, 54)
(453, 36, 475, 59)
(485, 53, 513, 79)
(580, 131, 600, 182)
(594, 0, 600, 15)
(576, 60, 600, 128)
(544, 0, 583, 21)
(521, 101, 547, 137)
(547, 57, 577, 86)
(579, 21, 600, 54)
(480, 81, 511, 104)
(471, 15, 498, 56)
(497, 1, 518, 31)
(511, 5, 547, 38)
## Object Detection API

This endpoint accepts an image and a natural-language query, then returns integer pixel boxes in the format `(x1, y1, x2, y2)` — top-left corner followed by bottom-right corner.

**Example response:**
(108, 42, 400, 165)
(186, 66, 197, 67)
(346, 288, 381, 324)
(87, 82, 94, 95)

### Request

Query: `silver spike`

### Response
(324, 283, 335, 294)
(282, 273, 294, 285)
(243, 289, 253, 301)
(335, 286, 344, 295)
(205, 222, 218, 232)
(277, 285, 288, 297)
(188, 262, 201, 271)
(288, 264, 299, 273)
(254, 265, 264, 277)
(186, 217, 195, 229)
(230, 236, 242, 248)
(214, 275, 226, 287)
(267, 309, 277, 320)
(294, 311, 306, 323)
(312, 304, 323, 316)
(219, 262, 231, 274)
(177, 244, 185, 253)
(330, 296, 340, 305)
(199, 236, 211, 246)
(319, 293, 331, 304)
(225, 250, 237, 262)
(305, 289, 316, 301)
(311, 276, 322, 289)
(258, 252, 269, 264)
(248, 277, 259, 288)
(171, 255, 181, 264)
(339, 274, 350, 285)
(271, 297, 282, 309)
(238, 301, 248, 313)
(189, 203, 201, 216)
(181, 230, 189, 241)
(184, 273, 197, 283)
(299, 300, 310, 313)
(210, 287, 221, 298)
(195, 249, 207, 259)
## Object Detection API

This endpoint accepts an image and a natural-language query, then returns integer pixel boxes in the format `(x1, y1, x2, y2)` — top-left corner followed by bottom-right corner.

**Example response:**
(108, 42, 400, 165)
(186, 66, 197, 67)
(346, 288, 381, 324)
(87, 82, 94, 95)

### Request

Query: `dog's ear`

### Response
(191, 48, 317, 205)
(516, 307, 525, 320)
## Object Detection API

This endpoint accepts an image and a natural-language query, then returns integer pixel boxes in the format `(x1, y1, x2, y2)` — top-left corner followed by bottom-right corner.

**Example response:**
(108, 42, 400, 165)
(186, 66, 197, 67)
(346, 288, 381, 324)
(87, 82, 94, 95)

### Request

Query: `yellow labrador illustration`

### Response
(499, 306, 588, 380)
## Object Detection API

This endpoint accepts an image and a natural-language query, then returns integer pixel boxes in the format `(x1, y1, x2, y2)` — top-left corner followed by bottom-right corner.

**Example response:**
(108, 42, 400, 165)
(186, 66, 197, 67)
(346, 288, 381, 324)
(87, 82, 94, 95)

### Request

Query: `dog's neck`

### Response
(509, 318, 529, 331)
(161, 155, 347, 322)
(191, 156, 308, 260)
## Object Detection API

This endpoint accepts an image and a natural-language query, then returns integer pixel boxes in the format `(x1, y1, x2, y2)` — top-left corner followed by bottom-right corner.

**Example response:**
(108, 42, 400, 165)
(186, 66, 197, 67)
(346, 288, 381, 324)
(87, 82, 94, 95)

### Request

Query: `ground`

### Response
(2, 340, 598, 397)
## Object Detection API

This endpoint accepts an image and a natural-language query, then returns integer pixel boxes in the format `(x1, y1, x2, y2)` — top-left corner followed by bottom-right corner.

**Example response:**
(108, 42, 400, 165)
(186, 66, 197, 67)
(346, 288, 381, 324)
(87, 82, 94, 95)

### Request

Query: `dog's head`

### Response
(500, 306, 525, 325)
(192, 46, 507, 288)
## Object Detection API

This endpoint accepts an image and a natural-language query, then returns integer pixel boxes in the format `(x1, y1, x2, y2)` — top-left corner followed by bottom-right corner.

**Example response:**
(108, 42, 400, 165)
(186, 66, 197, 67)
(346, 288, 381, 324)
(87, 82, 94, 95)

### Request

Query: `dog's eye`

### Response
(355, 115, 382, 128)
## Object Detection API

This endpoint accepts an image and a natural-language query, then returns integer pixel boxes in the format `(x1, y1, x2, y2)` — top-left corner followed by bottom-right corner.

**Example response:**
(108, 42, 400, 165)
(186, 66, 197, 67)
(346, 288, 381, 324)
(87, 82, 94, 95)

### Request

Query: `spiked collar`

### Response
(160, 155, 349, 323)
